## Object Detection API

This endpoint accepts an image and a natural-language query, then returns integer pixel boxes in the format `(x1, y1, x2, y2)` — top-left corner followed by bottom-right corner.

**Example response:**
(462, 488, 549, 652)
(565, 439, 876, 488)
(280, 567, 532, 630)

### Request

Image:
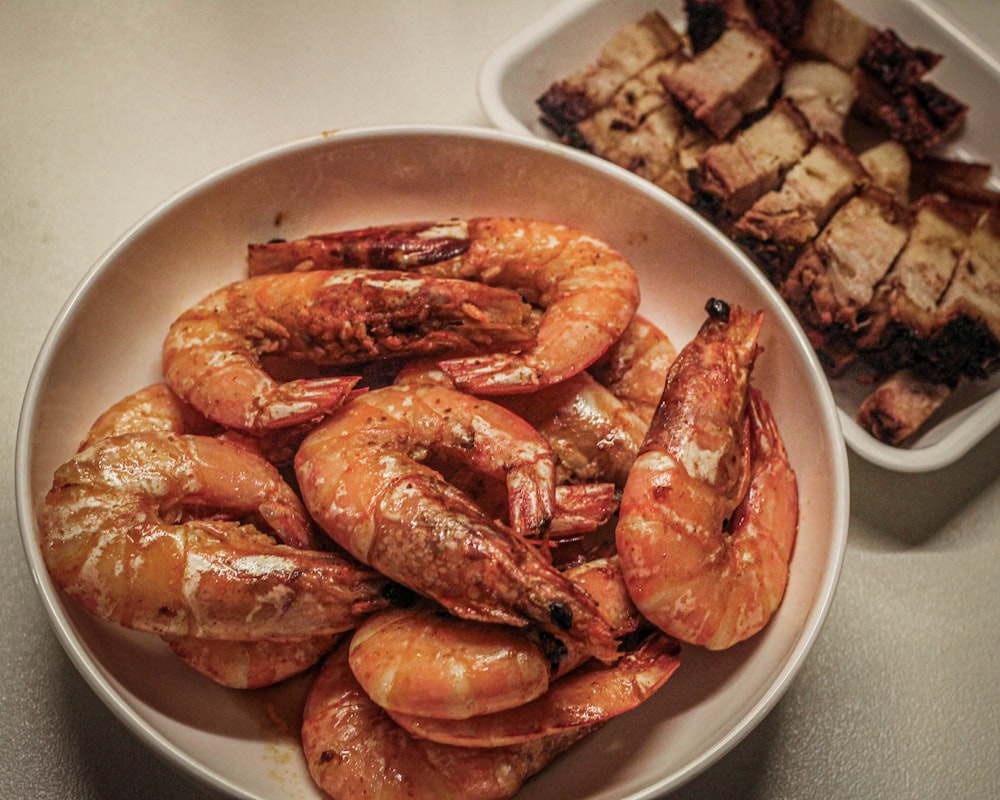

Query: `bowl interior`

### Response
(18, 126, 848, 800)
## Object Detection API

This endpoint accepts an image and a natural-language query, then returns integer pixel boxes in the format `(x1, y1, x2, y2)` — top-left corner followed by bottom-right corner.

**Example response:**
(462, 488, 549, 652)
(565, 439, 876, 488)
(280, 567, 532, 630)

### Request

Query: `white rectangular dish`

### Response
(478, 0, 1000, 472)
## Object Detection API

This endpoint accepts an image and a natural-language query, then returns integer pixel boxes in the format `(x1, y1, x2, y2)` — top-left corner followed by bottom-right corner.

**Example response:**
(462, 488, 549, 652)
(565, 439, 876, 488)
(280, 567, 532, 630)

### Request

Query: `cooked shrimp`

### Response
(167, 633, 342, 689)
(500, 371, 648, 489)
(301, 641, 595, 800)
(395, 357, 645, 490)
(389, 631, 680, 748)
(248, 218, 641, 394)
(349, 606, 552, 720)
(41, 431, 391, 640)
(161, 269, 536, 432)
(80, 383, 220, 450)
(77, 382, 347, 687)
(346, 556, 645, 733)
(295, 384, 618, 662)
(589, 313, 677, 426)
(616, 299, 799, 650)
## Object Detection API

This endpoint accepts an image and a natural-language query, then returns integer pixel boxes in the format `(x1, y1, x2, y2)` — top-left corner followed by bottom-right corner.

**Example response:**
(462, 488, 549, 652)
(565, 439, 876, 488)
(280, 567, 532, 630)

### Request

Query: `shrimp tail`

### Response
(437, 352, 542, 394)
(254, 375, 364, 429)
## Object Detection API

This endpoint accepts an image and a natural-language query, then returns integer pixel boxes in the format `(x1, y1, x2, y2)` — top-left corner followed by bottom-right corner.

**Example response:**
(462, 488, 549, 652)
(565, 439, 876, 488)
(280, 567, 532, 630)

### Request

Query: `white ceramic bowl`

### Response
(16, 126, 849, 800)
(478, 0, 1000, 473)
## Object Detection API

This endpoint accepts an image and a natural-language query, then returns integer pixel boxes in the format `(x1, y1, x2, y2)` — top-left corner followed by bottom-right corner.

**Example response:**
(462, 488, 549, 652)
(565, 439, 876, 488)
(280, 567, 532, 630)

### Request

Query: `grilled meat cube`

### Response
(571, 54, 715, 203)
(932, 208, 1000, 376)
(690, 98, 814, 222)
(857, 28, 941, 92)
(537, 12, 683, 138)
(794, 0, 875, 70)
(858, 139, 912, 203)
(857, 194, 978, 355)
(857, 369, 953, 444)
(733, 134, 867, 282)
(781, 59, 857, 139)
(781, 185, 911, 373)
(661, 21, 785, 139)
(572, 59, 681, 158)
(911, 157, 999, 209)
(746, 0, 812, 45)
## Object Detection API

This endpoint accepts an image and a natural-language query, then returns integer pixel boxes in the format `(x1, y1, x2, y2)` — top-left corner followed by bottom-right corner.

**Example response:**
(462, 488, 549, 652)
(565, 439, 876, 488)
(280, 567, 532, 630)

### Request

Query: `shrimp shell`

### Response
(616, 300, 799, 650)
(348, 606, 551, 720)
(388, 631, 681, 748)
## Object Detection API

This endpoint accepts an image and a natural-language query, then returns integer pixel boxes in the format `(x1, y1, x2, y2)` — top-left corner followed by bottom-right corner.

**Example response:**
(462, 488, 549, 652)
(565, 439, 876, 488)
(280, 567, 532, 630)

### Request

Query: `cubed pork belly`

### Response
(571, 53, 709, 200)
(858, 139, 912, 203)
(856, 194, 978, 355)
(781, 185, 911, 372)
(537, 12, 683, 138)
(856, 369, 953, 444)
(661, 22, 785, 139)
(794, 0, 874, 70)
(857, 28, 941, 88)
(929, 208, 1000, 378)
(733, 134, 867, 281)
(911, 156, 999, 209)
(781, 59, 857, 139)
(689, 99, 814, 222)
(745, 0, 812, 46)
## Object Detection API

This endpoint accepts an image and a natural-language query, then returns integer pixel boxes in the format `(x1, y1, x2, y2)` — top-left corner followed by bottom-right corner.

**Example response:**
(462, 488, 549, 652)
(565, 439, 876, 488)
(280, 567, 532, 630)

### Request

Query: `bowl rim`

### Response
(15, 123, 850, 799)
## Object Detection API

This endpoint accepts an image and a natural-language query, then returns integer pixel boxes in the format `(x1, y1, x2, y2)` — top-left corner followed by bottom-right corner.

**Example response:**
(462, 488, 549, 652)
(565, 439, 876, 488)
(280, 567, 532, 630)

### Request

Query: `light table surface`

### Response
(2, 2, 998, 798)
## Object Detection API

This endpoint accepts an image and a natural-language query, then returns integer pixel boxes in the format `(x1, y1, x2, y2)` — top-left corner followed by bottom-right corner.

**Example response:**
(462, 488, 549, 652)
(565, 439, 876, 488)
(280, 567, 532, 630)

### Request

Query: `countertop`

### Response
(3, 2, 998, 798)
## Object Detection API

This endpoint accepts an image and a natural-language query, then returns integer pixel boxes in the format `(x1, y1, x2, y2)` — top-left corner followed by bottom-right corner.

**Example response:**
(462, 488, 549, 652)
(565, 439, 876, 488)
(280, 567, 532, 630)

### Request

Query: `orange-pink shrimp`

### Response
(345, 556, 644, 734)
(41, 431, 391, 640)
(75, 382, 348, 687)
(388, 631, 680, 748)
(301, 641, 594, 800)
(294, 384, 618, 662)
(616, 299, 799, 650)
(80, 382, 220, 450)
(589, 313, 678, 427)
(349, 606, 552, 721)
(161, 269, 536, 433)
(248, 218, 641, 394)
(394, 356, 645, 491)
(166, 633, 342, 690)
